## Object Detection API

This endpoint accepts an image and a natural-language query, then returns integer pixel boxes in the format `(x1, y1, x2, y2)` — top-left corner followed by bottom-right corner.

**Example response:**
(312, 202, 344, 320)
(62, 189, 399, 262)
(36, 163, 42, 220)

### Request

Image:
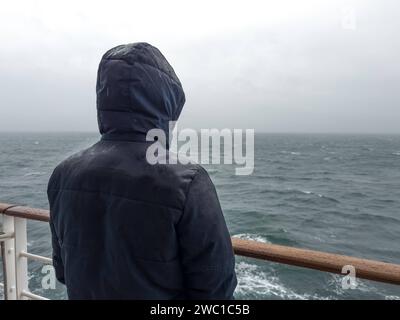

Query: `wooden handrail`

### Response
(232, 238, 400, 286)
(1, 203, 49, 222)
(1, 202, 400, 286)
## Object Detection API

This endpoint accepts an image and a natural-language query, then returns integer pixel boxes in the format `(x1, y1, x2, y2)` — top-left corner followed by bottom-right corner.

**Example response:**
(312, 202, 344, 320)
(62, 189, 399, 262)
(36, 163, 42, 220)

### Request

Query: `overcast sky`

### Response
(0, 0, 399, 133)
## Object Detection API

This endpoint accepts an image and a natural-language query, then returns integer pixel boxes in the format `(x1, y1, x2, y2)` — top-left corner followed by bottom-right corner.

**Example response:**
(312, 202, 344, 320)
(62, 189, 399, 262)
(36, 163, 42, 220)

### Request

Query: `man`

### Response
(47, 43, 237, 299)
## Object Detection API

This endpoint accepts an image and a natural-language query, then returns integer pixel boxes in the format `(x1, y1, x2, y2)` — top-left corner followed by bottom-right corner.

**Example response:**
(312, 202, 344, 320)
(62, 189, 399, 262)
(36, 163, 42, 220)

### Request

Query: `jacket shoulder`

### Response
(47, 143, 211, 212)
(47, 145, 97, 191)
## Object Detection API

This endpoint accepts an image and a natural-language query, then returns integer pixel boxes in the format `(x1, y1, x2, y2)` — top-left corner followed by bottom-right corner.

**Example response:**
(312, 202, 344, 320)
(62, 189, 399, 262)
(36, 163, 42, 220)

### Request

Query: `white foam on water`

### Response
(328, 274, 400, 300)
(280, 151, 301, 155)
(24, 171, 45, 177)
(28, 272, 35, 281)
(301, 190, 323, 197)
(312, 235, 326, 243)
(207, 168, 219, 174)
(233, 233, 270, 243)
(235, 261, 331, 300)
(300, 190, 340, 203)
(385, 295, 400, 300)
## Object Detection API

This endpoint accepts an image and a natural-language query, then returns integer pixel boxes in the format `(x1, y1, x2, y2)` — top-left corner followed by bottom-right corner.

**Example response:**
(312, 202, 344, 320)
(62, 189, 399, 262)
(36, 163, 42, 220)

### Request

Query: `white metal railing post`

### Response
(2, 215, 17, 300)
(14, 217, 29, 299)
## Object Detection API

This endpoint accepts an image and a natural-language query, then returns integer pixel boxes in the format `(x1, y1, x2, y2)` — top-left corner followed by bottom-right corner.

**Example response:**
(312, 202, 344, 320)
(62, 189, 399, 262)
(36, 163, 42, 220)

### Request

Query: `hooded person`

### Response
(47, 42, 237, 299)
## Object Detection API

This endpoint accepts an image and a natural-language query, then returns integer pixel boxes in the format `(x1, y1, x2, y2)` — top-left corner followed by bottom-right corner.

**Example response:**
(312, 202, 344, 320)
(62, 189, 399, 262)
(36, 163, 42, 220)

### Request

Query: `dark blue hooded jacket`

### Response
(47, 43, 237, 299)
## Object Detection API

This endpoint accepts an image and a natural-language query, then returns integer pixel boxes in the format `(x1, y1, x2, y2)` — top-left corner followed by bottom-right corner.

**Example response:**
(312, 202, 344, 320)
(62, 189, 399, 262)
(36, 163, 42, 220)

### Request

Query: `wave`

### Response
(325, 211, 400, 224)
(280, 151, 302, 155)
(259, 188, 307, 195)
(253, 174, 287, 181)
(235, 262, 331, 300)
(315, 194, 340, 203)
(346, 192, 367, 198)
(356, 212, 400, 223)
(385, 296, 400, 300)
(258, 188, 340, 203)
(23, 171, 46, 177)
(206, 168, 219, 175)
(373, 199, 396, 204)
(233, 233, 271, 244)
(327, 274, 400, 300)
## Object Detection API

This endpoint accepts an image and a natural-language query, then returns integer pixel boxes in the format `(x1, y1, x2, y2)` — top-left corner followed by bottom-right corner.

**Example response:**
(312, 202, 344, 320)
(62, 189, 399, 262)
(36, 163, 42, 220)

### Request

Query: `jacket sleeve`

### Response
(48, 167, 65, 285)
(49, 214, 65, 285)
(177, 167, 237, 299)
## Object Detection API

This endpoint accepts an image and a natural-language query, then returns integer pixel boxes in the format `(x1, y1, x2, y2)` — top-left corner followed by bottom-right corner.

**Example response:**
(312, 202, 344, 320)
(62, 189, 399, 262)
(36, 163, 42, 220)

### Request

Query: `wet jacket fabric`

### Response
(47, 43, 237, 300)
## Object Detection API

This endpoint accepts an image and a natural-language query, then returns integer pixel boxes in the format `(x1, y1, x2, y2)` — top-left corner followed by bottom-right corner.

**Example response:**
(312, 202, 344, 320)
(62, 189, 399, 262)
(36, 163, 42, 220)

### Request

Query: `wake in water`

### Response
(233, 233, 400, 300)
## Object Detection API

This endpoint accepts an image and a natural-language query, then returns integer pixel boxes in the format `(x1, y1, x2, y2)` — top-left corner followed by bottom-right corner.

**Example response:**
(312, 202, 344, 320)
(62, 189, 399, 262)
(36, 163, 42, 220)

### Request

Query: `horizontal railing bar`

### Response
(0, 232, 14, 241)
(21, 290, 49, 300)
(2, 202, 400, 286)
(0, 203, 16, 213)
(1, 204, 49, 222)
(232, 238, 400, 286)
(20, 251, 52, 265)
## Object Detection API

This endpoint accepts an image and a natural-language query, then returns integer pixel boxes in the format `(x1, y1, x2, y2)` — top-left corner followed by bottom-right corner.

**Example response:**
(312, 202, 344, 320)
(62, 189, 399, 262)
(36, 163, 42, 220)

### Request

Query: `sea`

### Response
(0, 132, 400, 300)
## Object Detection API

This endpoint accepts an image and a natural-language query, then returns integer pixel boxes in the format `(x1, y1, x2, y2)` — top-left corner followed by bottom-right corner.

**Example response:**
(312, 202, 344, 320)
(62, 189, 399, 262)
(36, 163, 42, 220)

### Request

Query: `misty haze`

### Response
(0, 0, 399, 133)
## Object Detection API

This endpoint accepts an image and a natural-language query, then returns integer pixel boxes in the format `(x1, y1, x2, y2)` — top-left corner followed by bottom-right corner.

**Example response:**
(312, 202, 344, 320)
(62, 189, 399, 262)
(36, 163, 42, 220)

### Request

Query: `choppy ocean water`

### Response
(0, 132, 400, 300)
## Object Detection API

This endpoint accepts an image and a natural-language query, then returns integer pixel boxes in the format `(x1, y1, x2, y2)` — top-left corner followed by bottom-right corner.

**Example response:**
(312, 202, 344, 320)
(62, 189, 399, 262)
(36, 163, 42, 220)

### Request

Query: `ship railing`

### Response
(1, 202, 400, 300)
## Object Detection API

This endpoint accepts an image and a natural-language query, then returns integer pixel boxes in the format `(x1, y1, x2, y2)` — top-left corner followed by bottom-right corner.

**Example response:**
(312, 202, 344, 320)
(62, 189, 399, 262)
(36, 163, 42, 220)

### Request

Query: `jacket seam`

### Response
(104, 57, 182, 88)
(178, 166, 204, 224)
(48, 187, 182, 212)
(62, 243, 180, 264)
(98, 108, 170, 123)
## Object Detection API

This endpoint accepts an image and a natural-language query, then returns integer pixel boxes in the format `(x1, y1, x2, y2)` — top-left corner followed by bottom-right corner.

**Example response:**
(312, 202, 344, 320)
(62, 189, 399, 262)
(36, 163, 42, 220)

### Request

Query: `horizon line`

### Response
(1, 130, 400, 135)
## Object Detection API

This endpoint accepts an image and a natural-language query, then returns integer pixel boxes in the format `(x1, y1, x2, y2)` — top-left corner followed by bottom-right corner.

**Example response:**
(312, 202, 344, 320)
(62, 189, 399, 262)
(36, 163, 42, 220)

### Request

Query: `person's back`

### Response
(47, 43, 237, 299)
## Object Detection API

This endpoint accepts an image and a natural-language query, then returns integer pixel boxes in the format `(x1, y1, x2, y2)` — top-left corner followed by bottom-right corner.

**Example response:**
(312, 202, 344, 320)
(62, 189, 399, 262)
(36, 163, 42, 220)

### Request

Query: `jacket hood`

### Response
(96, 43, 185, 141)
